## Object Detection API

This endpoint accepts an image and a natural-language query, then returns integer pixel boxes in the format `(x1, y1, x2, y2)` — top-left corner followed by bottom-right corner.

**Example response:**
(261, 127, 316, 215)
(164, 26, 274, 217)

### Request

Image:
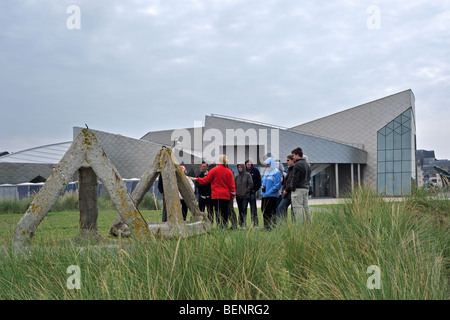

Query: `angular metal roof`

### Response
(0, 142, 72, 164)
(204, 115, 367, 164)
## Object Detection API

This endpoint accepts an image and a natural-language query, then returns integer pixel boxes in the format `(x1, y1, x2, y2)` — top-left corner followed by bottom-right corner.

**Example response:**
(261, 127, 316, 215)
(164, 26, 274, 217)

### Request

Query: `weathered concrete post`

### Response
(160, 152, 184, 227)
(78, 167, 101, 241)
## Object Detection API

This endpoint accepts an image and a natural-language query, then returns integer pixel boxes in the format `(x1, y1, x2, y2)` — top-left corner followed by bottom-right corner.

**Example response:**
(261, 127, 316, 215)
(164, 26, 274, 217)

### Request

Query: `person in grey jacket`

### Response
(245, 159, 261, 227)
(235, 163, 253, 228)
(290, 147, 311, 225)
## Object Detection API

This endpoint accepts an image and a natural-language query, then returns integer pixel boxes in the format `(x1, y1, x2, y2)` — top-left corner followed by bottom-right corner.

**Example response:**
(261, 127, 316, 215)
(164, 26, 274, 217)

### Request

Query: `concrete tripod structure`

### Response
(14, 129, 211, 248)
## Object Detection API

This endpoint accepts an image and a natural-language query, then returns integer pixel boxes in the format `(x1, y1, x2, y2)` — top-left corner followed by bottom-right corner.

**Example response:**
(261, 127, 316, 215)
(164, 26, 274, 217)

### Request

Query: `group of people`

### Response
(160, 147, 312, 230)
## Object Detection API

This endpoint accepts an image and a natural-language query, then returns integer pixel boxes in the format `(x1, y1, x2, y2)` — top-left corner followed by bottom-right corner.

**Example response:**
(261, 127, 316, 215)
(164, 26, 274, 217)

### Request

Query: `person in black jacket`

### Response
(245, 159, 262, 227)
(276, 154, 294, 221)
(290, 147, 311, 225)
(195, 162, 213, 222)
(157, 173, 167, 222)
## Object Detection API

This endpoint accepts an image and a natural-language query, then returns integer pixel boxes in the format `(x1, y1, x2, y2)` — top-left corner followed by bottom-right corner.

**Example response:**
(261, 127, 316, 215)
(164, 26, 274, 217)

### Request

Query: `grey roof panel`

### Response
(204, 115, 367, 164)
(73, 127, 165, 179)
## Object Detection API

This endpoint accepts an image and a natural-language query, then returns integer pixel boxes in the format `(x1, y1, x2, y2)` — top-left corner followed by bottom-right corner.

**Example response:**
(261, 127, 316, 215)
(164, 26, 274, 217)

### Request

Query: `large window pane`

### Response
(386, 150, 394, 161)
(402, 160, 412, 172)
(378, 133, 385, 150)
(402, 131, 412, 148)
(378, 174, 386, 194)
(386, 161, 394, 173)
(402, 108, 412, 119)
(394, 131, 402, 149)
(394, 161, 402, 173)
(386, 132, 394, 149)
(402, 149, 412, 160)
(403, 119, 411, 129)
(393, 173, 402, 195)
(386, 175, 394, 195)
(402, 173, 412, 192)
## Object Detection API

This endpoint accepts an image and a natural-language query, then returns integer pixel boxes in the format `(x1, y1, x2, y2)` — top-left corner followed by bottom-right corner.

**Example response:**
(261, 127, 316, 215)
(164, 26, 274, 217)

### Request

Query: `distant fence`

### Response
(0, 179, 162, 201)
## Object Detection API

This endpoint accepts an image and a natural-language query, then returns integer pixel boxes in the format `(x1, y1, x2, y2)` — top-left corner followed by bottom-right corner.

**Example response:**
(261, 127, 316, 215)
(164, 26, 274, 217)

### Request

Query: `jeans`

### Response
(236, 197, 249, 227)
(249, 192, 259, 226)
(291, 188, 311, 225)
(276, 197, 291, 221)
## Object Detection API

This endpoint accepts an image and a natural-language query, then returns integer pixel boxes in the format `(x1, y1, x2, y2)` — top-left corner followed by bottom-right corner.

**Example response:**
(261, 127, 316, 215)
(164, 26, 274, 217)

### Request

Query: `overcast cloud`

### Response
(1, 0, 449, 158)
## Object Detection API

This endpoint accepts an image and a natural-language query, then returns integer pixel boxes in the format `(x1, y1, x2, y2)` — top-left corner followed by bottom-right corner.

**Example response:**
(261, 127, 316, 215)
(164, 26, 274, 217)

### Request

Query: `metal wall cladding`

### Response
(0, 163, 55, 185)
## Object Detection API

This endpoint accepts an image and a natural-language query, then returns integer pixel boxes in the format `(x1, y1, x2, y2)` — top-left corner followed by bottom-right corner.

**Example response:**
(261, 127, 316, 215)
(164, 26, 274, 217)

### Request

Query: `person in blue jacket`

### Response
(261, 157, 281, 230)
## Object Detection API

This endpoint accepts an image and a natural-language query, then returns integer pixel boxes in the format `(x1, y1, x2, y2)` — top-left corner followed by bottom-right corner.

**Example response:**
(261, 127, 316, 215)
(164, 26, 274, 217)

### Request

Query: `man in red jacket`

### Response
(190, 155, 236, 228)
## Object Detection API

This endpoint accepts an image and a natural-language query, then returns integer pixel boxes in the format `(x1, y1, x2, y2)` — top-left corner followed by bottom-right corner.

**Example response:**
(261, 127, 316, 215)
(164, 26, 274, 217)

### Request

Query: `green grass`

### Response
(0, 187, 448, 300)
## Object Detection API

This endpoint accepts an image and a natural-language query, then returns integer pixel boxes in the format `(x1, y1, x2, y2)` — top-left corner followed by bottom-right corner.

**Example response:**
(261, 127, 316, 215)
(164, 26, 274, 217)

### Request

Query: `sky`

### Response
(1, 0, 450, 159)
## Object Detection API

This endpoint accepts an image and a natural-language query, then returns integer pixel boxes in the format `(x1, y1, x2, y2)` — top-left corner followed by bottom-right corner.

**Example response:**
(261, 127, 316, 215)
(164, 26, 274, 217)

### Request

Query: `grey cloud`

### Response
(0, 0, 449, 158)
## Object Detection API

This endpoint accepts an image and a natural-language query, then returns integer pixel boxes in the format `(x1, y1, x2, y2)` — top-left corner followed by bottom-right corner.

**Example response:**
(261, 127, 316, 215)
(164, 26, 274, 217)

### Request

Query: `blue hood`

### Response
(261, 157, 281, 198)
(264, 157, 276, 171)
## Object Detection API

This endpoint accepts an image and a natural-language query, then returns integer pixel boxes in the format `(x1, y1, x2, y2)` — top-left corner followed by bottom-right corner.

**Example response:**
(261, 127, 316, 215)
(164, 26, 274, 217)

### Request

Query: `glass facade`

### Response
(312, 166, 332, 197)
(377, 108, 416, 196)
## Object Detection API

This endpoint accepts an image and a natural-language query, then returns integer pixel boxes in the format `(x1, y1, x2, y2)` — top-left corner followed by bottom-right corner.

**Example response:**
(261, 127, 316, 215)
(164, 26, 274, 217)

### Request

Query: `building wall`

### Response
(291, 89, 416, 194)
(0, 163, 55, 185)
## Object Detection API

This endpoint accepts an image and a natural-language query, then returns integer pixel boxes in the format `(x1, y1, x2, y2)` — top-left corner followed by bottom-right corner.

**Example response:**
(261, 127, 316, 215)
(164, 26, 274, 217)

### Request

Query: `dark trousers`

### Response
(198, 195, 213, 222)
(212, 198, 230, 228)
(229, 200, 238, 229)
(236, 197, 249, 227)
(162, 197, 167, 222)
(262, 197, 278, 230)
(162, 197, 187, 222)
(249, 192, 259, 226)
(181, 199, 188, 220)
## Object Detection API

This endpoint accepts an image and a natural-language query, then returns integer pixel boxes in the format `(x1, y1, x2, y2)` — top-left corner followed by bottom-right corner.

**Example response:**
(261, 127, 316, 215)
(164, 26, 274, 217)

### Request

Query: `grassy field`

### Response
(0, 187, 448, 300)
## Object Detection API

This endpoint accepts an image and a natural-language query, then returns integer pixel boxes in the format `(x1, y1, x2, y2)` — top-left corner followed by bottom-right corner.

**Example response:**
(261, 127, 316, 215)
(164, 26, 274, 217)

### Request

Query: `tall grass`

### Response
(0, 187, 448, 300)
(0, 197, 34, 214)
(280, 186, 449, 299)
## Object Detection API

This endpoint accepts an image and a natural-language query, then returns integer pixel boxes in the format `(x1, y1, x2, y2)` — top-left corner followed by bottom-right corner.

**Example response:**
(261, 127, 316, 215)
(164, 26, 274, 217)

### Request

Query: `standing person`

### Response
(290, 147, 311, 225)
(189, 155, 236, 229)
(245, 159, 262, 227)
(276, 154, 294, 221)
(158, 167, 194, 222)
(260, 157, 281, 230)
(235, 163, 253, 229)
(195, 161, 213, 222)
(223, 159, 238, 229)
(276, 160, 286, 207)
(180, 165, 195, 221)
(157, 172, 167, 222)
